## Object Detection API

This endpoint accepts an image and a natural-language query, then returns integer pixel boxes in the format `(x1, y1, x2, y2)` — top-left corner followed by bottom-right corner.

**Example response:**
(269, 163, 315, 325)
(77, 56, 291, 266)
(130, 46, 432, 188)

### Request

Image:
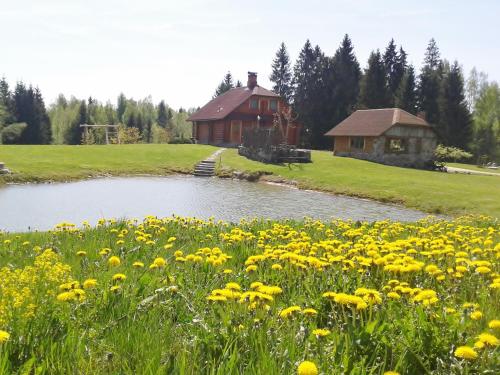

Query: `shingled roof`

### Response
(188, 86, 279, 122)
(325, 108, 432, 137)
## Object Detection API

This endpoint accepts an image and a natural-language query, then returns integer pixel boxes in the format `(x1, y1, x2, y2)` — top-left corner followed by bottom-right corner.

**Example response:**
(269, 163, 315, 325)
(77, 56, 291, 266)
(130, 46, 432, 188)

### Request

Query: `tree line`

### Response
(0, 80, 194, 145)
(263, 36, 498, 161)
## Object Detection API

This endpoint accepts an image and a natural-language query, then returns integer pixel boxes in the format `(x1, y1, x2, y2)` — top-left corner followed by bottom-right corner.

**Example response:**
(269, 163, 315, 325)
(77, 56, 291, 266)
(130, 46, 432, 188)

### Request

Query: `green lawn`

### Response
(218, 149, 500, 217)
(0, 144, 217, 183)
(447, 162, 500, 174)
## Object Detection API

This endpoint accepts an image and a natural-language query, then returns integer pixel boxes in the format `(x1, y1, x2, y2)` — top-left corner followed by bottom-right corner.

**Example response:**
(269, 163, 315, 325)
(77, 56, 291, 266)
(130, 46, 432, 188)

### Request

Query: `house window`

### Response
(350, 136, 364, 150)
(269, 99, 278, 111)
(250, 98, 258, 109)
(385, 138, 408, 153)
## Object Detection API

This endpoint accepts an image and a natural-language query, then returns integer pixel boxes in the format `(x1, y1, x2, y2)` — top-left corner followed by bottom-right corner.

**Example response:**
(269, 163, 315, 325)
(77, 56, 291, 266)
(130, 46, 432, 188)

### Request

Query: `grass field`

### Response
(0, 216, 498, 374)
(0, 144, 217, 183)
(218, 149, 500, 217)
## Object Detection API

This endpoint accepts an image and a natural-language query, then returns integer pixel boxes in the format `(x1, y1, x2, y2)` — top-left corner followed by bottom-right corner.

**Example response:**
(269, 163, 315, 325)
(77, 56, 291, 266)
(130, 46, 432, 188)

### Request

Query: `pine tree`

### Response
(235, 80, 242, 87)
(437, 61, 472, 149)
(157, 100, 168, 128)
(418, 38, 442, 125)
(0, 77, 13, 123)
(359, 50, 390, 108)
(330, 34, 361, 125)
(395, 65, 417, 113)
(69, 100, 87, 144)
(117, 93, 127, 123)
(214, 72, 234, 97)
(269, 42, 293, 103)
(292, 40, 321, 147)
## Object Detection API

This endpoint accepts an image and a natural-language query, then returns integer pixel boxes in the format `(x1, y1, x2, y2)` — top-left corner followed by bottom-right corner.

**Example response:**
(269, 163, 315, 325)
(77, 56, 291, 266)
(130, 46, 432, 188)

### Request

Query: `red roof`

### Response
(325, 108, 432, 137)
(188, 86, 279, 121)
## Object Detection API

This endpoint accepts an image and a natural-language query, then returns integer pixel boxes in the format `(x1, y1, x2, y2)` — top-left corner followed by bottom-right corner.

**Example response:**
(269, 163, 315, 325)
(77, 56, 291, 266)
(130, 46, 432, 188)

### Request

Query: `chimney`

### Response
(247, 72, 257, 89)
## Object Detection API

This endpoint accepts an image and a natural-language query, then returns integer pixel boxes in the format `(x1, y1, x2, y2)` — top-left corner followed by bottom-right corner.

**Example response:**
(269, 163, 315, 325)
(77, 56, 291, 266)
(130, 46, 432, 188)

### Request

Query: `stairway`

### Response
(193, 148, 225, 177)
(194, 159, 216, 177)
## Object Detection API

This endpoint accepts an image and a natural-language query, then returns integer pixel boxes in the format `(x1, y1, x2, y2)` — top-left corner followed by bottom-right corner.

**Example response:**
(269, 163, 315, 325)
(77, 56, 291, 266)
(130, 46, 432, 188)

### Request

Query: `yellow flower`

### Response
(108, 256, 121, 267)
(297, 360, 318, 375)
(476, 332, 499, 347)
(110, 285, 121, 292)
(475, 266, 491, 274)
(387, 292, 401, 300)
(225, 282, 241, 291)
(470, 311, 483, 320)
(312, 328, 331, 337)
(112, 273, 126, 282)
(76, 251, 87, 257)
(56, 291, 75, 302)
(153, 257, 167, 268)
(133, 261, 144, 268)
(488, 319, 500, 329)
(454, 346, 478, 360)
(271, 263, 283, 270)
(246, 265, 257, 273)
(223, 269, 233, 274)
(83, 279, 97, 289)
(0, 330, 10, 343)
(302, 308, 318, 316)
(384, 372, 400, 375)
(279, 306, 301, 319)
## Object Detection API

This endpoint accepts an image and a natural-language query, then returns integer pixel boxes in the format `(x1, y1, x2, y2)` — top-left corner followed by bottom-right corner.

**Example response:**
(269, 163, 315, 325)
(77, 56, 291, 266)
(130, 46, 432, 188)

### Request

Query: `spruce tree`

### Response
(395, 65, 417, 113)
(214, 72, 234, 97)
(292, 40, 320, 147)
(68, 100, 87, 144)
(359, 50, 390, 108)
(383, 39, 398, 103)
(437, 61, 472, 149)
(329, 34, 361, 126)
(418, 39, 442, 125)
(157, 100, 168, 128)
(117, 93, 127, 123)
(269, 42, 293, 103)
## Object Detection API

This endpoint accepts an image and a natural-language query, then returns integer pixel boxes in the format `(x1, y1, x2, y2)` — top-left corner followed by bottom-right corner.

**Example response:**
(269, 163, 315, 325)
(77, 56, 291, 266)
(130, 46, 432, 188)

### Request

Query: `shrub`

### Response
(1, 122, 27, 144)
(115, 126, 142, 144)
(434, 144, 473, 163)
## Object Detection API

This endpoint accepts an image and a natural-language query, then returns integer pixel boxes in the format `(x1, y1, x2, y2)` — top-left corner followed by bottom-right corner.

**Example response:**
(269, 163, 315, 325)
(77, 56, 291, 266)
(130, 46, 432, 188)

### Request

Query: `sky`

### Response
(1, 0, 499, 109)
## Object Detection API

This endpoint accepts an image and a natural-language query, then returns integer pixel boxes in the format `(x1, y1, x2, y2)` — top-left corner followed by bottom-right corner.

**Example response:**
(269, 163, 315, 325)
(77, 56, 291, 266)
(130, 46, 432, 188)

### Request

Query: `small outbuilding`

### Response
(324, 108, 437, 168)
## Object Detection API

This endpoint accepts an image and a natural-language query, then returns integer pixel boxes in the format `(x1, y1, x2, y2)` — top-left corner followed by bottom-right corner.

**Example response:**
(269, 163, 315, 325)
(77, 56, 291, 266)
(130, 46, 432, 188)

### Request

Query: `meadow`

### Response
(0, 215, 498, 374)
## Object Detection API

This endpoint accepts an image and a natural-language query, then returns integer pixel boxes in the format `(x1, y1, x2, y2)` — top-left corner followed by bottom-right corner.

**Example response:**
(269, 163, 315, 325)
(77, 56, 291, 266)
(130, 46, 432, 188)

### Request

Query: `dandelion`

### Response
(108, 256, 121, 267)
(476, 333, 499, 347)
(297, 360, 318, 375)
(133, 261, 144, 268)
(470, 311, 483, 320)
(387, 292, 401, 300)
(312, 328, 331, 337)
(76, 251, 87, 257)
(488, 319, 500, 329)
(110, 285, 121, 293)
(223, 269, 233, 274)
(246, 265, 257, 273)
(454, 346, 478, 360)
(225, 282, 241, 291)
(0, 330, 10, 343)
(384, 372, 400, 375)
(271, 263, 283, 270)
(83, 279, 97, 289)
(112, 273, 126, 282)
(302, 308, 318, 316)
(279, 306, 301, 319)
(153, 257, 167, 268)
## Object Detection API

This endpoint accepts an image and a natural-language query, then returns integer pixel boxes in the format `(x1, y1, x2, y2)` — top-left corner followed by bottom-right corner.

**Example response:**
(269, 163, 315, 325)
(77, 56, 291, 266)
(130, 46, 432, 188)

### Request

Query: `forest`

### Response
(1, 35, 498, 162)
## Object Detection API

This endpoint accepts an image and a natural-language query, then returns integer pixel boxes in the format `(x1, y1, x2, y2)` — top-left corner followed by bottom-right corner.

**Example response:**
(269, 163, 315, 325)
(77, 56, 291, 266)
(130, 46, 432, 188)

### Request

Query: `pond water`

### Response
(0, 176, 431, 232)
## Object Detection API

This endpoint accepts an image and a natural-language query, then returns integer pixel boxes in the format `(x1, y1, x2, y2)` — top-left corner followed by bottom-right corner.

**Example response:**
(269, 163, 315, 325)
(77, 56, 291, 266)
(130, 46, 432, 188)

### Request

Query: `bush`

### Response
(1, 123, 27, 144)
(169, 137, 193, 144)
(115, 126, 142, 144)
(434, 144, 473, 163)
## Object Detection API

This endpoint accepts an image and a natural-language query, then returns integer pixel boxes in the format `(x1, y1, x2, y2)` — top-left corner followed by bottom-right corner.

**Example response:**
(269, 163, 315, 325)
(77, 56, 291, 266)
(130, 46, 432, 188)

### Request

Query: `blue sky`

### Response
(1, 0, 498, 109)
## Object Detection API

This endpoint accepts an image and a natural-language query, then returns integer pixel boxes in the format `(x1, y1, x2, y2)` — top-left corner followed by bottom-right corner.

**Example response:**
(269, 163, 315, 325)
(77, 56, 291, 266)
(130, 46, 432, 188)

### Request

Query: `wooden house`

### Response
(188, 72, 300, 146)
(325, 108, 437, 167)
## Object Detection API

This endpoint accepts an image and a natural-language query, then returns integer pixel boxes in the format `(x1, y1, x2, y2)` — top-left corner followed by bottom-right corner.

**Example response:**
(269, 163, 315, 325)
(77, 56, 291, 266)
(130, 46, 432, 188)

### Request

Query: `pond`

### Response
(0, 176, 431, 232)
